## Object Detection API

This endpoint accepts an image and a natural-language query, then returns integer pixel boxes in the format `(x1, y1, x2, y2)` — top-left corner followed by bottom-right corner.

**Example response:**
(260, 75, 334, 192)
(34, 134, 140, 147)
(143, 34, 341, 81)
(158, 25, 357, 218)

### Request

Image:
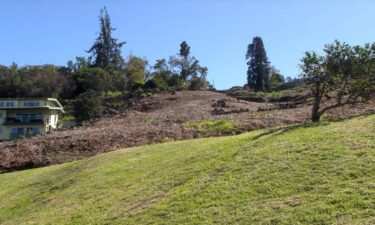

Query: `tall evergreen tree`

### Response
(246, 36, 270, 91)
(87, 7, 126, 72)
(179, 41, 191, 80)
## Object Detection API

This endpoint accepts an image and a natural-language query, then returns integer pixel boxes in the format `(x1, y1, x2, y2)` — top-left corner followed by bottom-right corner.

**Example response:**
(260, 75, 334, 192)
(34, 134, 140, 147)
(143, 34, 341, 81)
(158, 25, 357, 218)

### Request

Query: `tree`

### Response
(73, 90, 103, 124)
(66, 57, 90, 73)
(87, 7, 126, 72)
(124, 56, 148, 89)
(74, 67, 111, 96)
(269, 66, 285, 88)
(179, 41, 191, 81)
(300, 40, 375, 122)
(246, 36, 270, 91)
(145, 59, 173, 91)
(169, 41, 208, 88)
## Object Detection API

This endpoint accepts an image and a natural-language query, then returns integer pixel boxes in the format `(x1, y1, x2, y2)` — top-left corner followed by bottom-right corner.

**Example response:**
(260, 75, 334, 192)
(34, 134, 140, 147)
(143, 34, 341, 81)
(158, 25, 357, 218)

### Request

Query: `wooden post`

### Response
(265, 96, 270, 127)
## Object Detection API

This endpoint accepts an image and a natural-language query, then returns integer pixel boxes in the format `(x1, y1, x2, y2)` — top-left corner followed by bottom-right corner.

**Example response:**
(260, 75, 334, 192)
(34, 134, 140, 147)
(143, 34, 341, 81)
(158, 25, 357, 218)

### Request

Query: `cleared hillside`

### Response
(0, 114, 374, 224)
(1, 90, 373, 173)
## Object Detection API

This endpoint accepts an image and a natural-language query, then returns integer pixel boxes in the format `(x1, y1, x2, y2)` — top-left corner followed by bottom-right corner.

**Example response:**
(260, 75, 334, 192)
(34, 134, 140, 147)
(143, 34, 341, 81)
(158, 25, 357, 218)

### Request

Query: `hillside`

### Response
(0, 114, 374, 224)
(1, 90, 374, 173)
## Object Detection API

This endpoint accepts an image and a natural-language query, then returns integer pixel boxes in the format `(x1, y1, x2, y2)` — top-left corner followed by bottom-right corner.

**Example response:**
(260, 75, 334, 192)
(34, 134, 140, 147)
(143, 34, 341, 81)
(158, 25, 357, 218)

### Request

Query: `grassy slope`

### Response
(0, 115, 374, 225)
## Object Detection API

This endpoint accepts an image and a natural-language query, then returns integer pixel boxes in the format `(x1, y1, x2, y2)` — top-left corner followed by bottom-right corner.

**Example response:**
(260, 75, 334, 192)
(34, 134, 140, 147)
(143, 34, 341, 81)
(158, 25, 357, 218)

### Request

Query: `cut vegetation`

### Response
(0, 114, 374, 224)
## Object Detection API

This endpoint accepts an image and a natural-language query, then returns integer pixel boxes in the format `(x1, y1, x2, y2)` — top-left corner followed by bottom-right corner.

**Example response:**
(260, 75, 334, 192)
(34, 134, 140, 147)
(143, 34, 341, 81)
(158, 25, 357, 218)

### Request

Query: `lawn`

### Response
(0, 114, 374, 224)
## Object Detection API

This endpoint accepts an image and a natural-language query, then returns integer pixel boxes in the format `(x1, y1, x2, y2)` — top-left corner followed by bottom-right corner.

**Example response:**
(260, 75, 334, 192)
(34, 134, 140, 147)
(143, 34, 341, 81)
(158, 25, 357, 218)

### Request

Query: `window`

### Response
(0, 113, 3, 118)
(10, 128, 24, 139)
(14, 114, 44, 123)
(15, 114, 24, 122)
(0, 102, 3, 107)
(32, 127, 40, 134)
(30, 114, 44, 122)
(5, 102, 14, 107)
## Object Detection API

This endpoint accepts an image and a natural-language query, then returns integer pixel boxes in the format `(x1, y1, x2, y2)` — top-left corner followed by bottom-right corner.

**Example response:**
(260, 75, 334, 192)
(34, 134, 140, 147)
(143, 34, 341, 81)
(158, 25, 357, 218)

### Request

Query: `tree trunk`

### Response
(311, 106, 321, 122)
(311, 83, 322, 122)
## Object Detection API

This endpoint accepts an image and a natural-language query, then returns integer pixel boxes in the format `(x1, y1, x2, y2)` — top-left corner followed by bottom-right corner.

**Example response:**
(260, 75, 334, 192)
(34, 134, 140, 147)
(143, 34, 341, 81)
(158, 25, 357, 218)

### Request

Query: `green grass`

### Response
(0, 115, 375, 224)
(60, 114, 75, 122)
(184, 119, 235, 134)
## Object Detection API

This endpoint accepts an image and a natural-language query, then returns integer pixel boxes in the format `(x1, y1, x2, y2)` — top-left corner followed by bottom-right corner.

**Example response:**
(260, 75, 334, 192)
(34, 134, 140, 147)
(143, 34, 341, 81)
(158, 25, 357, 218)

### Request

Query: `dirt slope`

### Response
(0, 91, 373, 172)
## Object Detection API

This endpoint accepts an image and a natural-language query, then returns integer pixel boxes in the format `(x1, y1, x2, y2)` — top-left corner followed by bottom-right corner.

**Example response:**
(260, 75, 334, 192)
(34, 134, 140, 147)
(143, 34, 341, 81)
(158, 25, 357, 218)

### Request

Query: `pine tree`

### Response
(87, 7, 126, 72)
(246, 36, 270, 91)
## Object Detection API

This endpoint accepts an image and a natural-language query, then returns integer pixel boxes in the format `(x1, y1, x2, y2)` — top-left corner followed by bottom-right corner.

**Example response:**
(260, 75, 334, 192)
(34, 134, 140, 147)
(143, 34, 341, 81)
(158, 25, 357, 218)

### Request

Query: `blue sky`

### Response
(1, 0, 375, 89)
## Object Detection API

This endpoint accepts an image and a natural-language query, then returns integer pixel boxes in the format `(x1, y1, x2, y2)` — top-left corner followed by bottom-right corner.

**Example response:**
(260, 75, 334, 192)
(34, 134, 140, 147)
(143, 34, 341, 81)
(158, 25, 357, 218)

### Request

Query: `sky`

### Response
(1, 0, 375, 90)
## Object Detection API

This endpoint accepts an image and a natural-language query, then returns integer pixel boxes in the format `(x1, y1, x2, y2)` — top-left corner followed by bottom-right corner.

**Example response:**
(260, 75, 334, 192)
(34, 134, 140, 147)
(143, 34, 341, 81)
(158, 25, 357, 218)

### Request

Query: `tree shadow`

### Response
(251, 122, 325, 141)
(251, 112, 375, 141)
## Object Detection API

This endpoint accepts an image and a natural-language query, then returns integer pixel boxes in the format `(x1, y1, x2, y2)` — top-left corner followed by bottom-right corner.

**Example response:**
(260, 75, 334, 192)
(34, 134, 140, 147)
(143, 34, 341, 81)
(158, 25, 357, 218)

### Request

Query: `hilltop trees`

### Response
(0, 64, 75, 98)
(246, 36, 270, 92)
(301, 40, 375, 122)
(87, 7, 126, 72)
(169, 41, 208, 90)
(145, 41, 209, 91)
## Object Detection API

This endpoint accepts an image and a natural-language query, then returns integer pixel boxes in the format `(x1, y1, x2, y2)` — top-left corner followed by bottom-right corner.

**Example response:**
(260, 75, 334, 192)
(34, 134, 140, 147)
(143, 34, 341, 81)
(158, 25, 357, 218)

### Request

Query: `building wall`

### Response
(0, 110, 5, 124)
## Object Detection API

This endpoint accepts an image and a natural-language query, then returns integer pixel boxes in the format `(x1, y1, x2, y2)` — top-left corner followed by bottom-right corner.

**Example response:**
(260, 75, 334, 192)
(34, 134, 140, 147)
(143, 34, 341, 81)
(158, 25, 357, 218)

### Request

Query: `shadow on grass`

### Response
(326, 111, 375, 123)
(251, 122, 323, 140)
(251, 112, 375, 141)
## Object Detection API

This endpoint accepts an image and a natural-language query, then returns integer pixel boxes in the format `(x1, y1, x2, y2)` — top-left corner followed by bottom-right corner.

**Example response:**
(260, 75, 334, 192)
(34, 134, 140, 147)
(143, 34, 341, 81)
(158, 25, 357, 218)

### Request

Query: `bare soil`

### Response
(0, 90, 374, 173)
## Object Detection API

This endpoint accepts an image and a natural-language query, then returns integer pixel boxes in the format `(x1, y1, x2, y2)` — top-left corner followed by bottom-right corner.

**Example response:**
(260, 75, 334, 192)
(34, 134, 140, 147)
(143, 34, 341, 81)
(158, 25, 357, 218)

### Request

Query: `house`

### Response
(0, 98, 64, 141)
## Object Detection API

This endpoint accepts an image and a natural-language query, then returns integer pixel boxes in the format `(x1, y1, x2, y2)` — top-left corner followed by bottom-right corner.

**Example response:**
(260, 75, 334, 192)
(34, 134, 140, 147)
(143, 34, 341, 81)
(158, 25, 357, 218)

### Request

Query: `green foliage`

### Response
(74, 67, 111, 96)
(144, 76, 169, 91)
(145, 42, 209, 92)
(0, 115, 374, 224)
(0, 64, 75, 98)
(169, 41, 208, 86)
(125, 56, 147, 89)
(145, 59, 174, 91)
(188, 77, 209, 90)
(269, 66, 285, 88)
(167, 74, 185, 90)
(72, 90, 103, 123)
(105, 91, 123, 97)
(184, 119, 235, 134)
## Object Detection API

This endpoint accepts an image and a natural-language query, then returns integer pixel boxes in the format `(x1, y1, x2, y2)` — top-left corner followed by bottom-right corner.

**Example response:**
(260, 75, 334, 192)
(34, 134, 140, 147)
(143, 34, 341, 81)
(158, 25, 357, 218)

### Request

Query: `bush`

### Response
(184, 119, 235, 134)
(73, 90, 103, 124)
(189, 77, 208, 90)
(144, 76, 169, 91)
(168, 74, 185, 90)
